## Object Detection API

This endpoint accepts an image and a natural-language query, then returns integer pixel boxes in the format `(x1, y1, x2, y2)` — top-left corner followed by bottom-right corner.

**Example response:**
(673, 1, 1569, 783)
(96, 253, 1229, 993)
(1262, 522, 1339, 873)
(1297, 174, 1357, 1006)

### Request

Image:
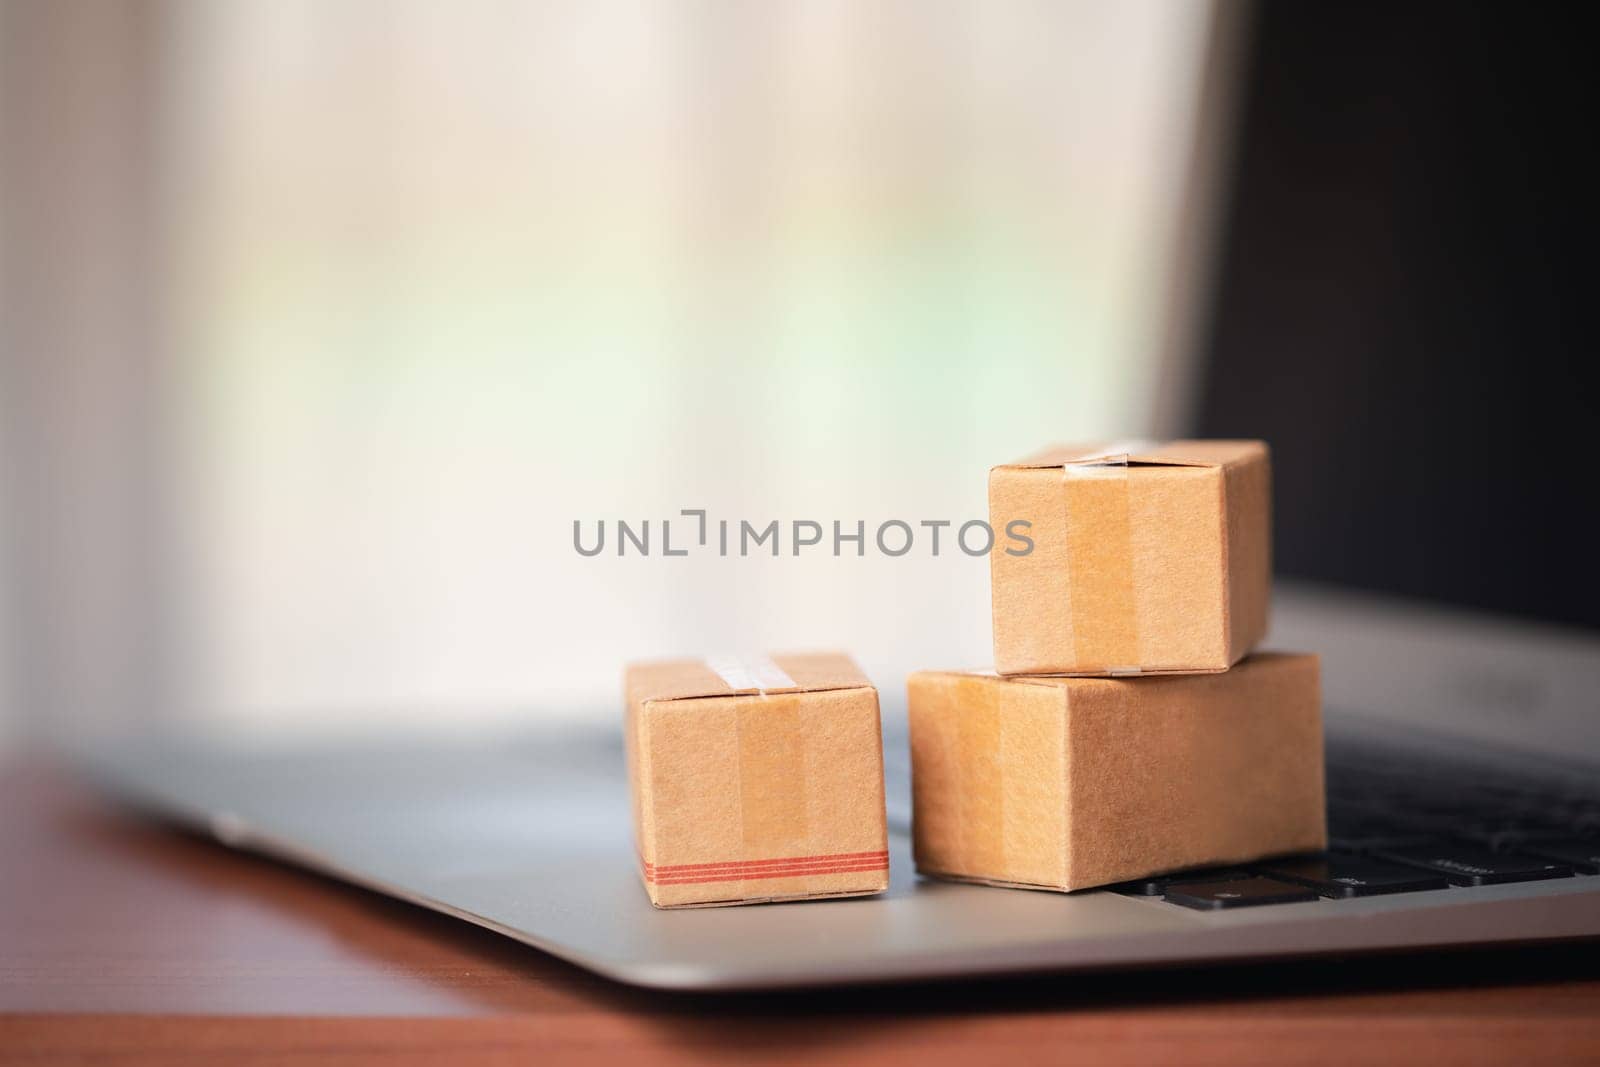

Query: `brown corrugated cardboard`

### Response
(989, 439, 1271, 675)
(624, 652, 890, 908)
(908, 652, 1325, 892)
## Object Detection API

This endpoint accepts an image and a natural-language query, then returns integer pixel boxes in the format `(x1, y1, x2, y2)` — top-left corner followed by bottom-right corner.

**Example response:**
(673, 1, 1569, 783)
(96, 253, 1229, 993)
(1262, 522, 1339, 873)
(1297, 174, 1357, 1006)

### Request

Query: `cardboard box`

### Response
(624, 652, 890, 908)
(989, 439, 1271, 675)
(908, 652, 1325, 892)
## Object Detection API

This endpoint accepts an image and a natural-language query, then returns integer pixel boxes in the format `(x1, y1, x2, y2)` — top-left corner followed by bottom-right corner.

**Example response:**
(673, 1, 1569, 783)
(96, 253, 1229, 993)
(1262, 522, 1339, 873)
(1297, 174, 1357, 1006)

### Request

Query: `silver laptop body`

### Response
(88, 582, 1600, 991)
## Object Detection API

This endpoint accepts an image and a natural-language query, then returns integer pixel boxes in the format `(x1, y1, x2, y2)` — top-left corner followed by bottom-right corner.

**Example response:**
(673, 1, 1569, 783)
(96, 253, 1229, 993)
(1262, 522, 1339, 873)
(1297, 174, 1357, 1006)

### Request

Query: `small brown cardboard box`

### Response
(908, 652, 1325, 892)
(989, 439, 1271, 676)
(624, 652, 890, 908)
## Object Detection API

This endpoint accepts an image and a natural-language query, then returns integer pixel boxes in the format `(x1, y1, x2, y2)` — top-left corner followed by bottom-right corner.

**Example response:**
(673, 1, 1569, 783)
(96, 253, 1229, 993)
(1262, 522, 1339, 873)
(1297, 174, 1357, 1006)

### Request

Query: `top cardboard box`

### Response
(988, 440, 1270, 676)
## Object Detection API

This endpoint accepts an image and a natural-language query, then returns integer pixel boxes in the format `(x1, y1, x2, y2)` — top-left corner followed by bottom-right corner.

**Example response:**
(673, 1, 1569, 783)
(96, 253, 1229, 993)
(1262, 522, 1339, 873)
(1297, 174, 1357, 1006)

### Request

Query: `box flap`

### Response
(932, 665, 1228, 685)
(941, 668, 1098, 688)
(628, 652, 872, 704)
(928, 652, 1304, 687)
(999, 439, 1264, 470)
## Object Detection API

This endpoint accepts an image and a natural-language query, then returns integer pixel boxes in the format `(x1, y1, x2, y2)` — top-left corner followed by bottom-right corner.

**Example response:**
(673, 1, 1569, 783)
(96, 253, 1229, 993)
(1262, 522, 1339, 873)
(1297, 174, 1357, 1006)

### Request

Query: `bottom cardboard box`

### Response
(907, 652, 1326, 892)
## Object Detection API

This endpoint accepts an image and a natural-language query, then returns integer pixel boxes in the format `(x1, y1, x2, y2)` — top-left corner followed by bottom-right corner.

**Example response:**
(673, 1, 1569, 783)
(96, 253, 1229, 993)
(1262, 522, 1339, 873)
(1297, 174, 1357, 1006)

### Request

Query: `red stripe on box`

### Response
(644, 858, 886, 877)
(650, 862, 888, 886)
(648, 862, 889, 886)
(643, 849, 888, 875)
(640, 849, 889, 886)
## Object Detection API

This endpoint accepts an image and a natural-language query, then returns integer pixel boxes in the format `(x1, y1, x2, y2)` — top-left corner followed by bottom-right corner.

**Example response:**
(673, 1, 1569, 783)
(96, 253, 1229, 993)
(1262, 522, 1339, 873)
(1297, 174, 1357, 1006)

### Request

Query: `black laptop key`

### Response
(1374, 845, 1574, 886)
(1327, 828, 1440, 854)
(1164, 877, 1319, 911)
(1108, 868, 1245, 897)
(1516, 839, 1600, 875)
(1253, 853, 1450, 897)
(1455, 824, 1575, 852)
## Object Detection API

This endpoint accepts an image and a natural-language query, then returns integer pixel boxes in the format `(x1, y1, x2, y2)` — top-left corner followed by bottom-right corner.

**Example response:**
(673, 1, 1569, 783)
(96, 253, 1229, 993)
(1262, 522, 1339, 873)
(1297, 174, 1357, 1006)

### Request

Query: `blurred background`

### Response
(0, 0, 1234, 746)
(1, 1, 1590, 752)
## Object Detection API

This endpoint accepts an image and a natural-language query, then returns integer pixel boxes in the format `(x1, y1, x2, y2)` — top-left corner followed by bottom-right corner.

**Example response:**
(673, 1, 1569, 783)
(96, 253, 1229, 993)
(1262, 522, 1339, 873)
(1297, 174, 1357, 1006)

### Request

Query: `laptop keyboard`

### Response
(1109, 735, 1599, 908)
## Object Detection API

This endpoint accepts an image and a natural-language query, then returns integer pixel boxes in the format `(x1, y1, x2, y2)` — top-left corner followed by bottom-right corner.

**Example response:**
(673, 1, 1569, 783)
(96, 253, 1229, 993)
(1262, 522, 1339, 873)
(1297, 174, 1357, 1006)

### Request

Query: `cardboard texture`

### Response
(907, 652, 1326, 892)
(989, 439, 1271, 676)
(624, 652, 890, 908)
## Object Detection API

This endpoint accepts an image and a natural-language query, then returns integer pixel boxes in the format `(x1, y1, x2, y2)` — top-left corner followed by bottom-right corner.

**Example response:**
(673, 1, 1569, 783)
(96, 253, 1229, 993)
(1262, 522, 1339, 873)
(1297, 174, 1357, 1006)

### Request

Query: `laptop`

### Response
(86, 588, 1600, 990)
(86, 2, 1600, 990)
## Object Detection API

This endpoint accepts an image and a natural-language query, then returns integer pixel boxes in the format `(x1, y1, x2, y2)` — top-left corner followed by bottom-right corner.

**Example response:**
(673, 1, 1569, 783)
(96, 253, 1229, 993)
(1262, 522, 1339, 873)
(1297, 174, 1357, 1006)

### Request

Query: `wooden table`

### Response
(4, 762, 1599, 1065)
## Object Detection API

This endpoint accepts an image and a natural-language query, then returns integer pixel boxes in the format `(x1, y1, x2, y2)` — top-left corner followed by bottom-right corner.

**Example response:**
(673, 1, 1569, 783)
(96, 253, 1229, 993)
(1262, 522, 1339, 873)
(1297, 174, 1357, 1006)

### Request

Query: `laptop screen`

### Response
(1193, 3, 1593, 632)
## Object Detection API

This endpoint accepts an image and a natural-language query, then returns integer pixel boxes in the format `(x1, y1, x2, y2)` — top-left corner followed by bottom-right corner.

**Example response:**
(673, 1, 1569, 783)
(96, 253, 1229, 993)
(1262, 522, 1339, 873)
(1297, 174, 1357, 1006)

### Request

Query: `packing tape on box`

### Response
(705, 654, 797, 694)
(1062, 449, 1142, 674)
(951, 673, 1012, 877)
(705, 655, 812, 873)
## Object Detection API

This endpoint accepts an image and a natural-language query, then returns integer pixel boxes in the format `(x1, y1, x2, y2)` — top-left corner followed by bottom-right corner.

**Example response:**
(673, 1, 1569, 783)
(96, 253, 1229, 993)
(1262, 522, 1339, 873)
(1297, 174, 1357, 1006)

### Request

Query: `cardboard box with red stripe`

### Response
(624, 652, 890, 908)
